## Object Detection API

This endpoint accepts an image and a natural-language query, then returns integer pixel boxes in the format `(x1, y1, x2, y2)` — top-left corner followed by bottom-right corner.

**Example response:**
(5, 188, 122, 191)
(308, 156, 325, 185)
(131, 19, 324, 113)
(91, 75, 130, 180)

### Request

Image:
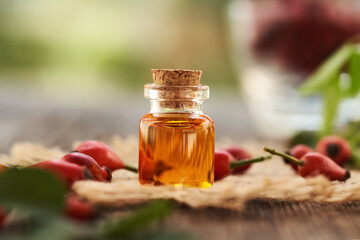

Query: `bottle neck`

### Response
(150, 100, 204, 114)
(144, 83, 209, 115)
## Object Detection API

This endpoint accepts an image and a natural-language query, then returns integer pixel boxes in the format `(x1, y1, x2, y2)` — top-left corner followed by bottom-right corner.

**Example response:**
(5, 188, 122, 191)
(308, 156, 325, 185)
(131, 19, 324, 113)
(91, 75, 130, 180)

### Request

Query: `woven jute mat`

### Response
(1, 136, 360, 211)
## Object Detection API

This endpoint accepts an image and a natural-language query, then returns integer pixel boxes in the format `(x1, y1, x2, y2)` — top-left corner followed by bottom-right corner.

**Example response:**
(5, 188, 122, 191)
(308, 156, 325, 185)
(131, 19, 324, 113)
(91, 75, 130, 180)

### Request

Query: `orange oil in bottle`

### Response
(139, 113, 215, 188)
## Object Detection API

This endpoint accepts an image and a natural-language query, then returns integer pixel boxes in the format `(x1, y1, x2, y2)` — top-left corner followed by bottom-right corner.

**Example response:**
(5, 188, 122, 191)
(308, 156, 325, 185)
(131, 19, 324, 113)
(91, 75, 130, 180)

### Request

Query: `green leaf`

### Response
(24, 217, 86, 240)
(346, 144, 360, 168)
(348, 49, 360, 97)
(320, 75, 341, 136)
(0, 168, 66, 214)
(103, 200, 173, 239)
(341, 120, 360, 140)
(0, 215, 89, 240)
(298, 44, 355, 95)
(289, 131, 318, 148)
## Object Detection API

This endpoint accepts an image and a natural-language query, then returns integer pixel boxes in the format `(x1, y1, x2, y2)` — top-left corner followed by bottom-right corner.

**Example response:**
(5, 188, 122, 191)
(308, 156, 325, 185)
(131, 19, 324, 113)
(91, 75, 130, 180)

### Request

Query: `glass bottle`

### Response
(138, 69, 215, 188)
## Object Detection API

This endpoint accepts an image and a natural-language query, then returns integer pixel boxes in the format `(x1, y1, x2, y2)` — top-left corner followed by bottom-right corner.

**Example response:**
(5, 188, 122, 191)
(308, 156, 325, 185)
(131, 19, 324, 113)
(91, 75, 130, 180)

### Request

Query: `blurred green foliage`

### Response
(0, 33, 48, 71)
(0, 168, 193, 240)
(0, 6, 48, 74)
(0, 0, 236, 91)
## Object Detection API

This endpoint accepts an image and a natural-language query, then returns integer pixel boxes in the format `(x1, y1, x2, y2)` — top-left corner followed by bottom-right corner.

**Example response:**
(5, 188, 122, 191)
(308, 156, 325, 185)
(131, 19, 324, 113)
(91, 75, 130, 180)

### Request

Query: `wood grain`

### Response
(2, 96, 360, 240)
(165, 199, 360, 240)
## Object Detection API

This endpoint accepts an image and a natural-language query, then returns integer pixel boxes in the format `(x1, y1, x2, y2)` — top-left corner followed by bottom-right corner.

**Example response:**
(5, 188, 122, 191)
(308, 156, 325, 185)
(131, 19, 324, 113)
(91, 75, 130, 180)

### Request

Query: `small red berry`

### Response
(30, 160, 94, 187)
(223, 147, 252, 174)
(75, 141, 137, 173)
(286, 144, 313, 171)
(299, 152, 350, 181)
(61, 152, 111, 182)
(214, 150, 234, 181)
(316, 135, 352, 166)
(65, 195, 96, 221)
(75, 141, 125, 171)
(264, 147, 351, 181)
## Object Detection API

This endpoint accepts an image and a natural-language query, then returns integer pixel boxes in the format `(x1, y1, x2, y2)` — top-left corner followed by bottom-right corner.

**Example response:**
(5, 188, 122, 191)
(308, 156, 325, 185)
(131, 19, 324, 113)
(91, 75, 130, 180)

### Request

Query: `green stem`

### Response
(124, 164, 138, 173)
(263, 147, 305, 166)
(348, 142, 360, 168)
(229, 155, 272, 169)
(349, 132, 360, 146)
(320, 73, 341, 137)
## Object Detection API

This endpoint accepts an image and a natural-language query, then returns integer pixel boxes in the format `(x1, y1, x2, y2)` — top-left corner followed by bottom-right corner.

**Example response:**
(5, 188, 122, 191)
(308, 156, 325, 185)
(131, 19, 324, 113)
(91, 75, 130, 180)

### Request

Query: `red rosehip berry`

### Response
(30, 160, 94, 187)
(75, 141, 137, 173)
(215, 149, 272, 181)
(316, 135, 352, 166)
(61, 152, 111, 182)
(285, 144, 313, 171)
(65, 195, 96, 221)
(265, 147, 350, 181)
(223, 147, 252, 174)
(214, 150, 234, 181)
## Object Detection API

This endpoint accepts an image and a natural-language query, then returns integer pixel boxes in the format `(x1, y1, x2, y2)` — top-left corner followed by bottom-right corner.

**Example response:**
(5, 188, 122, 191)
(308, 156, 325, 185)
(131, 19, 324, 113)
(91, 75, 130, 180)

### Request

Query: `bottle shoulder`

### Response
(200, 113, 214, 124)
(140, 112, 214, 128)
(141, 112, 213, 122)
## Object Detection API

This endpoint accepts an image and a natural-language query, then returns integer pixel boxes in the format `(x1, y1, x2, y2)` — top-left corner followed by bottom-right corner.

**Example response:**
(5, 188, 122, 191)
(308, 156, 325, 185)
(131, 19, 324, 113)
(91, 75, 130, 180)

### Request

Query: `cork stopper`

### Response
(146, 69, 208, 110)
(152, 69, 202, 86)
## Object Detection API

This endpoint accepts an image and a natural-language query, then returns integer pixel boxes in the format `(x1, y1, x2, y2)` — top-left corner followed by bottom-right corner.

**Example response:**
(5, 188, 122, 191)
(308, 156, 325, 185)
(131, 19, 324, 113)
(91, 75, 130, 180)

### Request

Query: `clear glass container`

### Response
(138, 83, 215, 188)
(228, 0, 360, 139)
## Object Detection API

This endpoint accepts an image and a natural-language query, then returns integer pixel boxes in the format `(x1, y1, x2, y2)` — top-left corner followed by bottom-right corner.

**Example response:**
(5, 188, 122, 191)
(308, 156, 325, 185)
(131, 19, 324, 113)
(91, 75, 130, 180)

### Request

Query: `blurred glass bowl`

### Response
(228, 0, 360, 139)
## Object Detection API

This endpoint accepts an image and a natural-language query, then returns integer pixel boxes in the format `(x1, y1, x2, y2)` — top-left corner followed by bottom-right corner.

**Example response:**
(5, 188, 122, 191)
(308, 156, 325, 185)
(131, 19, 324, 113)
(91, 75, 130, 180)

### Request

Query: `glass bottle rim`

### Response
(144, 83, 209, 101)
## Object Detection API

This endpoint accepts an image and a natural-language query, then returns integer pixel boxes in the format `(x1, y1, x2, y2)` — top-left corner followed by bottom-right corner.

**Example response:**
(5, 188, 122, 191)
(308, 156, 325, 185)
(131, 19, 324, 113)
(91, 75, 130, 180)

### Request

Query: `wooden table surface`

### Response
(167, 199, 360, 240)
(1, 89, 360, 240)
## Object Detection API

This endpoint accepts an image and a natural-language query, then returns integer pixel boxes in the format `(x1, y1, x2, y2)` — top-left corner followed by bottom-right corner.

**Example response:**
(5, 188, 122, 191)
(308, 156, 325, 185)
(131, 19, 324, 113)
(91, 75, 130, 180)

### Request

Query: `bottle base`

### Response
(139, 179, 213, 189)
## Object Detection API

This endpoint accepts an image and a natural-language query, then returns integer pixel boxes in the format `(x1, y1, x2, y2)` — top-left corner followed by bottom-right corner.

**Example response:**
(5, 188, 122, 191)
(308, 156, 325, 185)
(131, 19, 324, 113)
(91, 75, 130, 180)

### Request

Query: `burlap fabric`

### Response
(1, 136, 360, 211)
